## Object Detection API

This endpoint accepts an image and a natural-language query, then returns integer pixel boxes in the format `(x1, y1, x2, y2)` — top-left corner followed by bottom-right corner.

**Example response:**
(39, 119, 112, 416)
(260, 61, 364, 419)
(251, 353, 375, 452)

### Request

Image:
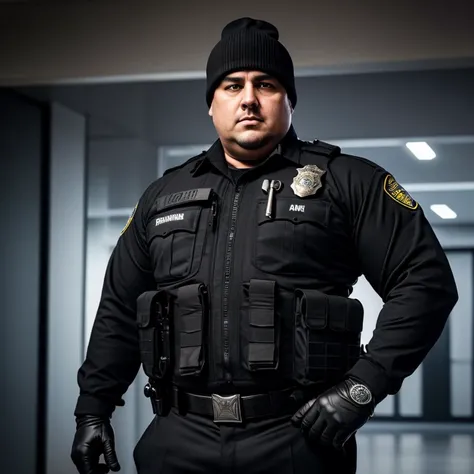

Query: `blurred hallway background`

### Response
(1, 1, 474, 473)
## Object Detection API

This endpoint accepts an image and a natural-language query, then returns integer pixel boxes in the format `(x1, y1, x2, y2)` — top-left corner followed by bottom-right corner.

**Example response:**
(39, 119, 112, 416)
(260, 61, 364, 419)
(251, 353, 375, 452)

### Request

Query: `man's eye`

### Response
(226, 84, 241, 91)
(258, 82, 274, 88)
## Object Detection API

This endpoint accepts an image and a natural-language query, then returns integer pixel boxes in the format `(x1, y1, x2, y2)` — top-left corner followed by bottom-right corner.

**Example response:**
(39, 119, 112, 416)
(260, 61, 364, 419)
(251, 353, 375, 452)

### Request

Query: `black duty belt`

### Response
(171, 386, 318, 423)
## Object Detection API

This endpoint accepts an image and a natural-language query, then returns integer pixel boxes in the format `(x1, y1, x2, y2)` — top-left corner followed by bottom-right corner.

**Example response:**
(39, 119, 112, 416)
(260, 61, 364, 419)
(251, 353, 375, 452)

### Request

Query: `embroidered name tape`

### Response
(155, 213, 184, 226)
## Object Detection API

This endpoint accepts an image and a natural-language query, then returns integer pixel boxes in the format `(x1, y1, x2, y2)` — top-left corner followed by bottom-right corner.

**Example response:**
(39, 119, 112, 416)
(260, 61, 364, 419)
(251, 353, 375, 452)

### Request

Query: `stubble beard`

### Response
(234, 132, 273, 151)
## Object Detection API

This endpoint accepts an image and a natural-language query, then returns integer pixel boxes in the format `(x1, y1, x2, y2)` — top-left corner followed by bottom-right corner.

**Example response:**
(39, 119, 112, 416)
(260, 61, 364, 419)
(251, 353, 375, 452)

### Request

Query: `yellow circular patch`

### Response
(120, 203, 138, 235)
(383, 174, 418, 210)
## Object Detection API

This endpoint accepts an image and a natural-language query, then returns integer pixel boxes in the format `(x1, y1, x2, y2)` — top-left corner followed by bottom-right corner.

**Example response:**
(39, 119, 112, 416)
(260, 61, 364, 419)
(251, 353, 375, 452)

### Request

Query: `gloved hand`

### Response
(291, 377, 375, 450)
(71, 415, 121, 474)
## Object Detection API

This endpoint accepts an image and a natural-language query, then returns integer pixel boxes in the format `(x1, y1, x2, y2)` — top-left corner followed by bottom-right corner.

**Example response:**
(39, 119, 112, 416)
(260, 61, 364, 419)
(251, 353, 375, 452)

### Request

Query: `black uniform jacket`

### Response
(74, 127, 458, 418)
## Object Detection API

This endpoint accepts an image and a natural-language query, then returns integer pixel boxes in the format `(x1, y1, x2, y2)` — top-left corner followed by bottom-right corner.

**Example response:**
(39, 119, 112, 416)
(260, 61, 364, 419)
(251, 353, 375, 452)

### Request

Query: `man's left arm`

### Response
(292, 165, 458, 447)
(347, 167, 458, 400)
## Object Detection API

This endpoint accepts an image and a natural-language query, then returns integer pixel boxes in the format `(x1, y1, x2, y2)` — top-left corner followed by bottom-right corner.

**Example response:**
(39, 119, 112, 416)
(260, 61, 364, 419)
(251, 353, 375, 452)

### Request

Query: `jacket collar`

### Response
(191, 125, 302, 177)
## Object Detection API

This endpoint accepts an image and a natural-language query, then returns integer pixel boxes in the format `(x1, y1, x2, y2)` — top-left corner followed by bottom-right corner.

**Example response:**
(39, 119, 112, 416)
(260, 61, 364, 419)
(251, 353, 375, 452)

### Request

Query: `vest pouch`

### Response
(136, 290, 171, 380)
(147, 188, 217, 282)
(294, 289, 364, 386)
(326, 295, 364, 372)
(174, 283, 209, 377)
(243, 279, 279, 372)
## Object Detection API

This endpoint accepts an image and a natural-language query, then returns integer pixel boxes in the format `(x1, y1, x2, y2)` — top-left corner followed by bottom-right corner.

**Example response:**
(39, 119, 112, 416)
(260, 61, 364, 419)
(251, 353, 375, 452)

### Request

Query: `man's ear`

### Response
(208, 105, 213, 117)
(288, 97, 294, 114)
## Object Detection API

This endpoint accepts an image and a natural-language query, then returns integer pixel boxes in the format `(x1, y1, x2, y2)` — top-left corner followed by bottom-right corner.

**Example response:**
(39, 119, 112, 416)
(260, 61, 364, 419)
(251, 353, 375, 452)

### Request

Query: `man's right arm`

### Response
(74, 183, 158, 418)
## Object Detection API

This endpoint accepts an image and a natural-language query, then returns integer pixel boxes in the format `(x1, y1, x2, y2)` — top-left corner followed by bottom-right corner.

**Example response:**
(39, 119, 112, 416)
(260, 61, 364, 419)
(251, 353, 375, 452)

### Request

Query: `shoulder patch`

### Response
(120, 203, 138, 235)
(383, 174, 418, 210)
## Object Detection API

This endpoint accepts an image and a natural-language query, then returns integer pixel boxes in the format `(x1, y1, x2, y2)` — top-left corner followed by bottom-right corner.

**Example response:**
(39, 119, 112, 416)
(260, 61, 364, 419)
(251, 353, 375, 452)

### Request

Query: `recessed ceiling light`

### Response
(406, 142, 436, 160)
(430, 204, 457, 219)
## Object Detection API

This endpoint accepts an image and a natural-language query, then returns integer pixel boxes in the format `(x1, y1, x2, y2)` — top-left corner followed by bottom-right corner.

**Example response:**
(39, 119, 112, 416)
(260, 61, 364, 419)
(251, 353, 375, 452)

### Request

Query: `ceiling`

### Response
(1, 0, 474, 86)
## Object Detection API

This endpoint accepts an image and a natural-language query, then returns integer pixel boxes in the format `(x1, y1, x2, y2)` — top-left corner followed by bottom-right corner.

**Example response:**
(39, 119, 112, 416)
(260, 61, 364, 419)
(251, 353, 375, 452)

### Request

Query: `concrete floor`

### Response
(356, 423, 474, 474)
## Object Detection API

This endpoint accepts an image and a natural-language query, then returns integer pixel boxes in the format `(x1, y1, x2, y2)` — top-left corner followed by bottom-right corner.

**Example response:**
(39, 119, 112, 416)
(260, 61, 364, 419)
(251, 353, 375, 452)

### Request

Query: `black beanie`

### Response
(206, 17, 297, 108)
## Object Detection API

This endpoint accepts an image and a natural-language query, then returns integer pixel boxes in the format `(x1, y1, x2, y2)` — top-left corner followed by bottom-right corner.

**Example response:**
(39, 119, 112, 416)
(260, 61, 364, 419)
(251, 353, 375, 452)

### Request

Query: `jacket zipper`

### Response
(207, 193, 219, 381)
(222, 185, 242, 381)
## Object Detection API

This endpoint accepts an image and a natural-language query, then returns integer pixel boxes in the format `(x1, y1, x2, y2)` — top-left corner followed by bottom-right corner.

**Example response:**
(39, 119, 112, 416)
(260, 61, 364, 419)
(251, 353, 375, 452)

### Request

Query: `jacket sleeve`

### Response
(74, 186, 157, 418)
(345, 165, 458, 403)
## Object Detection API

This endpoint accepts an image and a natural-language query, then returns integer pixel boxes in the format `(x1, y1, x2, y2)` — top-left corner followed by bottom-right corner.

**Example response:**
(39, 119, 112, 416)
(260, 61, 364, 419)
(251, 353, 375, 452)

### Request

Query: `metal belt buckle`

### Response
(211, 393, 242, 423)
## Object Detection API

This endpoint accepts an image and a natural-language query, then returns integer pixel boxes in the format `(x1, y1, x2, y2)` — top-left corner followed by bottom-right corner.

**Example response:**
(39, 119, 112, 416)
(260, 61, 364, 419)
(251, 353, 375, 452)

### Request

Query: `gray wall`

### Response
(87, 138, 157, 212)
(18, 68, 474, 147)
(0, 93, 87, 474)
(46, 103, 87, 474)
(0, 90, 45, 474)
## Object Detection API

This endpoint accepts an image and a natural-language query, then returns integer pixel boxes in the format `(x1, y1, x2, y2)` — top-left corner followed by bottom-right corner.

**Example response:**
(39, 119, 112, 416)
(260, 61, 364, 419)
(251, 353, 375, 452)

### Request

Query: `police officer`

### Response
(71, 17, 458, 474)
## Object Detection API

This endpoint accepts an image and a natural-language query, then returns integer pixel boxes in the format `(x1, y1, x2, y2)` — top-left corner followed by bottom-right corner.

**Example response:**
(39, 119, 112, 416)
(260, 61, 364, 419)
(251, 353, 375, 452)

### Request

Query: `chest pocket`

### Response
(147, 188, 217, 283)
(253, 197, 331, 276)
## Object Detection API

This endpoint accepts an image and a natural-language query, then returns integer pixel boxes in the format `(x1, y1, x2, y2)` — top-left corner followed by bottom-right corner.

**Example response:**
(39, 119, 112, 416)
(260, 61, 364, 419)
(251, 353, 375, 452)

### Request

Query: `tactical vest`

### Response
(137, 139, 365, 398)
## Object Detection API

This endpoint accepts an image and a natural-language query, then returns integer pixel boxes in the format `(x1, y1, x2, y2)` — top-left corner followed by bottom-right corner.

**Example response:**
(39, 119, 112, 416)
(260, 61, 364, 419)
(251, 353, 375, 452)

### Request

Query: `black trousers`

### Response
(133, 408, 357, 473)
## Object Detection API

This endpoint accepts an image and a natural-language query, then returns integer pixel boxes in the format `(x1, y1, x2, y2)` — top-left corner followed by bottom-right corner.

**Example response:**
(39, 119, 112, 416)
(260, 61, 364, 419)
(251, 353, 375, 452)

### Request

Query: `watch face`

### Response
(349, 384, 373, 405)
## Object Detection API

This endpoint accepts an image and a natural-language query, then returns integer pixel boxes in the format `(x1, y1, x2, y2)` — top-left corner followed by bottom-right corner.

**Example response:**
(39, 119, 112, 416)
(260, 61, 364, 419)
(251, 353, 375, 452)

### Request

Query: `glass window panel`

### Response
(451, 362, 473, 417)
(375, 394, 395, 416)
(446, 252, 473, 418)
(399, 364, 423, 417)
(447, 252, 473, 363)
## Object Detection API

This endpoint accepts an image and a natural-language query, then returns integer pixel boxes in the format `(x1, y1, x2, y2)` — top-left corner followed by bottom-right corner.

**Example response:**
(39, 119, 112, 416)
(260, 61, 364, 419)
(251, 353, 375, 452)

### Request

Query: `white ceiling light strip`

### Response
(404, 182, 474, 192)
(430, 204, 457, 219)
(405, 142, 436, 160)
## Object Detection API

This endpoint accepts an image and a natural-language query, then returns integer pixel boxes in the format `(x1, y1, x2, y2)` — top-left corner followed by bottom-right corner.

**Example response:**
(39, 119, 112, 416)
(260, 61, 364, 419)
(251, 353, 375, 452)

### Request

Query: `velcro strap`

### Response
(295, 289, 363, 333)
(248, 279, 276, 369)
(295, 289, 327, 330)
(176, 284, 207, 375)
(155, 188, 213, 213)
(327, 296, 364, 333)
(137, 291, 159, 328)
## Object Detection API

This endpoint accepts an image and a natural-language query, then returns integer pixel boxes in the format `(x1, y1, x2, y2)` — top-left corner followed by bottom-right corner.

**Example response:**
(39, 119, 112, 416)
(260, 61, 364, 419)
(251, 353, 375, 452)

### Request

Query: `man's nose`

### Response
(241, 84, 258, 109)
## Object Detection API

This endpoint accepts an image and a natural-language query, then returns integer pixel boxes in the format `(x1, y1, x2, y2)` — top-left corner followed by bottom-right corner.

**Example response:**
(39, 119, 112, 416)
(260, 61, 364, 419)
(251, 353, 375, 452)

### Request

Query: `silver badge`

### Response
(290, 165, 325, 198)
(349, 384, 373, 405)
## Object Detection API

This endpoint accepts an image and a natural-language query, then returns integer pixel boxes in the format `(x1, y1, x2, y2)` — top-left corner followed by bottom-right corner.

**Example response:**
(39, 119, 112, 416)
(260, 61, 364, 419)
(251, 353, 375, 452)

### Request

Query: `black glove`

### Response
(71, 415, 121, 474)
(291, 377, 375, 450)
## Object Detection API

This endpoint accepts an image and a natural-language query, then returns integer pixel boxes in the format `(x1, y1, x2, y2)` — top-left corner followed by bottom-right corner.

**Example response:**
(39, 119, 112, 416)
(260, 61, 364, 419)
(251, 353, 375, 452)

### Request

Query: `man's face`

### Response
(209, 70, 293, 152)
